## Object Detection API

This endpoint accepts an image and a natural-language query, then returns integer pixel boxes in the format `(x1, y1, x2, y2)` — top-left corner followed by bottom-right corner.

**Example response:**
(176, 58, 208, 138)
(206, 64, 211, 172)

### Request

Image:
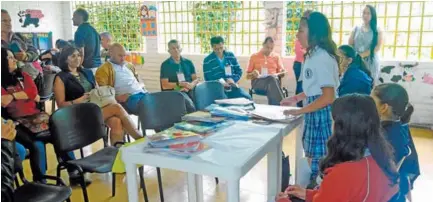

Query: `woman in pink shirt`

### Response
(292, 10, 312, 107)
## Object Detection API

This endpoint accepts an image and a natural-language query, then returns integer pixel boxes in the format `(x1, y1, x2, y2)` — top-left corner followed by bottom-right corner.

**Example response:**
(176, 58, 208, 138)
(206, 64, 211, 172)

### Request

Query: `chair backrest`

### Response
(138, 91, 187, 131)
(193, 81, 227, 110)
(49, 103, 106, 153)
(39, 71, 56, 97)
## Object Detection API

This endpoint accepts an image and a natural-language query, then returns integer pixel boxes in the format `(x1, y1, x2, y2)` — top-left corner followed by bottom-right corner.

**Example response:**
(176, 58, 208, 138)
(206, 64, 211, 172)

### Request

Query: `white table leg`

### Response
(267, 138, 281, 201)
(195, 175, 204, 202)
(187, 173, 197, 202)
(295, 121, 310, 187)
(227, 180, 240, 202)
(125, 163, 139, 202)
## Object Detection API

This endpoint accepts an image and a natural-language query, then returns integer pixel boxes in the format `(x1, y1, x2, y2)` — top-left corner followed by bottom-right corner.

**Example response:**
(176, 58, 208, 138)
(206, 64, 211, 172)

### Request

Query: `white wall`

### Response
(1, 1, 72, 45)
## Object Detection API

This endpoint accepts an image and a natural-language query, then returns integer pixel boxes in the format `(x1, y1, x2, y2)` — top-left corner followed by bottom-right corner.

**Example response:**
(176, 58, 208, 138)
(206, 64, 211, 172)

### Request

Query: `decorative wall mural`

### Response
(379, 62, 418, 84)
(17, 9, 44, 28)
(422, 73, 433, 85)
(264, 8, 280, 40)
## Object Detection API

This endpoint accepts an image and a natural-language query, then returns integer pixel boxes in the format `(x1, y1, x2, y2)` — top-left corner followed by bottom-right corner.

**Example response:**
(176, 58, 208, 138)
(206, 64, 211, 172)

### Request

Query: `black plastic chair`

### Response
(49, 103, 147, 202)
(12, 141, 72, 202)
(138, 91, 190, 202)
(193, 81, 227, 110)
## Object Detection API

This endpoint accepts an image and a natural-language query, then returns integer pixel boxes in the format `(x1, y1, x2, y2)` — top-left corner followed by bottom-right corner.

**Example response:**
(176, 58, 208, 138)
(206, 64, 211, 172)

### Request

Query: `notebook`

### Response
(214, 98, 254, 106)
(147, 129, 202, 148)
(182, 111, 226, 123)
(174, 121, 234, 134)
(143, 141, 210, 158)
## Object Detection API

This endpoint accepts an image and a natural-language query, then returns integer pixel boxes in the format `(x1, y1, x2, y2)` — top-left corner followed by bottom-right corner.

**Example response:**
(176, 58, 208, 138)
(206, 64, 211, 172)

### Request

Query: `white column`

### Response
(263, 1, 285, 56)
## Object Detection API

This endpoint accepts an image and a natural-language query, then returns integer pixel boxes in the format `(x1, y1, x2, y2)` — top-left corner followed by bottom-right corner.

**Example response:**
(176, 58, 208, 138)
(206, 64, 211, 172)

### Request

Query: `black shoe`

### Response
(69, 171, 92, 187)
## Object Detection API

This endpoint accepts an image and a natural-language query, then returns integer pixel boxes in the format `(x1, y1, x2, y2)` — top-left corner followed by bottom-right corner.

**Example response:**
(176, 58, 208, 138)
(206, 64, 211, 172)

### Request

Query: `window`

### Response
(158, 1, 266, 55)
(285, 1, 433, 60)
(72, 1, 145, 52)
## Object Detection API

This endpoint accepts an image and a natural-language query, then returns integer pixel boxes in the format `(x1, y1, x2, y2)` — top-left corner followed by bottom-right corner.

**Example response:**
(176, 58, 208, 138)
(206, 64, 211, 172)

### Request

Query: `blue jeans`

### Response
(124, 92, 147, 115)
(225, 86, 252, 100)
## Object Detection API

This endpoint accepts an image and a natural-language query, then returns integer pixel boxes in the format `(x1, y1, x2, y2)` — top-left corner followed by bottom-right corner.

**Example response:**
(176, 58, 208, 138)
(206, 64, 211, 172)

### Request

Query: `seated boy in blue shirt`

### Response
(202, 36, 251, 100)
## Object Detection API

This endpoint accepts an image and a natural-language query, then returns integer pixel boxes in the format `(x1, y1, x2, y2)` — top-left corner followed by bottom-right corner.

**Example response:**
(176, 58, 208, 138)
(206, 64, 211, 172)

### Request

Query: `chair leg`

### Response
(80, 148, 84, 158)
(14, 177, 20, 188)
(215, 177, 219, 184)
(139, 167, 149, 202)
(45, 144, 48, 171)
(127, 135, 131, 143)
(112, 173, 116, 197)
(79, 173, 90, 202)
(156, 168, 164, 202)
(51, 98, 56, 113)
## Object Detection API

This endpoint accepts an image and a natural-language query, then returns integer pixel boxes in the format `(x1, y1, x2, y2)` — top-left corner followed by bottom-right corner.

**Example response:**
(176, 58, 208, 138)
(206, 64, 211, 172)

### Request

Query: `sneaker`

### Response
(68, 171, 92, 187)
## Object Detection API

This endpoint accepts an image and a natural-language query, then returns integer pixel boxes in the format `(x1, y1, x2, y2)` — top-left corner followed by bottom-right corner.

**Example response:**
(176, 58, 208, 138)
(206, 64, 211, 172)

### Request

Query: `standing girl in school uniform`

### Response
(281, 12, 340, 188)
(371, 83, 420, 202)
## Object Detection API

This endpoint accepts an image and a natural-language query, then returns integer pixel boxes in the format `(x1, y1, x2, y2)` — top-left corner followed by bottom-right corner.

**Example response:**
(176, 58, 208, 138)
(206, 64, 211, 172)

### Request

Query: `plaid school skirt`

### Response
(302, 95, 333, 158)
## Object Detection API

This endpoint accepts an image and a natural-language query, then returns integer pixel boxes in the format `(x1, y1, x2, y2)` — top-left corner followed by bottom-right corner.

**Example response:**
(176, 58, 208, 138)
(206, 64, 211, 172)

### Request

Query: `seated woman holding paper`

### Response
(246, 37, 286, 105)
(53, 46, 143, 145)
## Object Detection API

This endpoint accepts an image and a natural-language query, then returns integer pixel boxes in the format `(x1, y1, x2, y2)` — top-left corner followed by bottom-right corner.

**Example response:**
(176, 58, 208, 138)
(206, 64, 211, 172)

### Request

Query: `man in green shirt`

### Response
(160, 39, 197, 111)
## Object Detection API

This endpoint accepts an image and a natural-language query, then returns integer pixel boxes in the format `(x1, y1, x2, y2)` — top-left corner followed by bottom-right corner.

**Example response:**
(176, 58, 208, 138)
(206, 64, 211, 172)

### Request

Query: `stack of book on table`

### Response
(144, 129, 209, 158)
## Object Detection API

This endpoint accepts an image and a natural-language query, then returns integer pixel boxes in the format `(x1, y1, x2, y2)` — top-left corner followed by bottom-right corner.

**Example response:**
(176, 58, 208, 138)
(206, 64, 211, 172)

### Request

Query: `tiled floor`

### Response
(21, 125, 433, 202)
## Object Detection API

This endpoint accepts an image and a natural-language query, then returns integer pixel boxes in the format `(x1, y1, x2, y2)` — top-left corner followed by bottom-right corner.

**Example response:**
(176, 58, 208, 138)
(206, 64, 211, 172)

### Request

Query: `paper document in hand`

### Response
(251, 109, 298, 124)
(214, 98, 254, 106)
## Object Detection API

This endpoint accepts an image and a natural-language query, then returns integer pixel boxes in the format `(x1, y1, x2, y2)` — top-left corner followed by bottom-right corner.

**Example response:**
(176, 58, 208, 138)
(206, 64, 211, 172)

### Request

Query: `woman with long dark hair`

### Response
(277, 94, 399, 202)
(337, 45, 373, 96)
(349, 5, 383, 83)
(53, 46, 143, 145)
(281, 12, 339, 188)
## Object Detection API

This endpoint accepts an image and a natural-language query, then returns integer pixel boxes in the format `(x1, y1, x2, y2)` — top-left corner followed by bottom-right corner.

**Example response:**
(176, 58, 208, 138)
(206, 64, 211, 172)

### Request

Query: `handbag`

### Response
(15, 112, 49, 133)
(89, 84, 117, 108)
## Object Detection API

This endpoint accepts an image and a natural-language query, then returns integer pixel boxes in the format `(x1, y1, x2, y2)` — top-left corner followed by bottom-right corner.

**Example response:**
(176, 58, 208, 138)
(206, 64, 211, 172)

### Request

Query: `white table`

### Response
(121, 104, 305, 202)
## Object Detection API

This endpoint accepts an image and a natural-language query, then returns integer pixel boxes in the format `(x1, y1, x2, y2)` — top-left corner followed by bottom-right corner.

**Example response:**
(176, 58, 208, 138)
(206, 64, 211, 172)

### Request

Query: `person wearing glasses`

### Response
(160, 39, 197, 112)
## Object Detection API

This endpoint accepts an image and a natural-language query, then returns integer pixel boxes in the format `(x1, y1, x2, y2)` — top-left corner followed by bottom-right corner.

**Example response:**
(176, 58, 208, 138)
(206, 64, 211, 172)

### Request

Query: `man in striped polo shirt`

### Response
(202, 36, 251, 100)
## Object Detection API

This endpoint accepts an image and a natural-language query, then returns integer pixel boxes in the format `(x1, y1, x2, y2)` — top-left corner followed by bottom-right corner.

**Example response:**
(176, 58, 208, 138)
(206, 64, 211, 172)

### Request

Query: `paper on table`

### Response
(251, 108, 297, 124)
(214, 98, 254, 106)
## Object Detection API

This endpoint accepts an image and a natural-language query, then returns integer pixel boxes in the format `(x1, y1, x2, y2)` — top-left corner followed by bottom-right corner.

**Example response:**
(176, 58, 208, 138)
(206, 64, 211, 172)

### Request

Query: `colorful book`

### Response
(147, 129, 202, 148)
(143, 141, 210, 158)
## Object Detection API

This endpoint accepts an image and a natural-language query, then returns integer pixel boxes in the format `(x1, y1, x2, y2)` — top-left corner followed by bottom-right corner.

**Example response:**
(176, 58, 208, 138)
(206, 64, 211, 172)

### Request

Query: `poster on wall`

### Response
(17, 9, 44, 28)
(140, 4, 157, 37)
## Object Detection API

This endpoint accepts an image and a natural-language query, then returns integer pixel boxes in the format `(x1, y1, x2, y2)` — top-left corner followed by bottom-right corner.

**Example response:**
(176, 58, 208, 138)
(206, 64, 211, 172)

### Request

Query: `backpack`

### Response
(281, 152, 291, 192)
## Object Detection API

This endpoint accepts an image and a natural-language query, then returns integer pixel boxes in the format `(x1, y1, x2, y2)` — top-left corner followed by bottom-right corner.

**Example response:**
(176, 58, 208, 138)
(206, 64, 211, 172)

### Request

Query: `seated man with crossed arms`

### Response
(246, 37, 286, 105)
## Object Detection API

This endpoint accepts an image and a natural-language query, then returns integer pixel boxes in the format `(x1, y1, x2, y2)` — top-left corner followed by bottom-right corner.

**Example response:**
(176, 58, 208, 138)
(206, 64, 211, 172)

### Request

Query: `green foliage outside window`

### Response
(190, 1, 242, 54)
(74, 1, 143, 51)
(285, 1, 317, 55)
